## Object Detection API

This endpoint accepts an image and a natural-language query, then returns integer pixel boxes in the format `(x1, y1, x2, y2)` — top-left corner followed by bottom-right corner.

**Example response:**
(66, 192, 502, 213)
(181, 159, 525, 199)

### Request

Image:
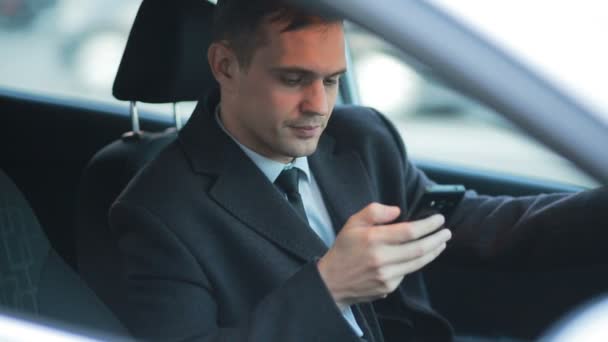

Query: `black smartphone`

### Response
(407, 184, 466, 222)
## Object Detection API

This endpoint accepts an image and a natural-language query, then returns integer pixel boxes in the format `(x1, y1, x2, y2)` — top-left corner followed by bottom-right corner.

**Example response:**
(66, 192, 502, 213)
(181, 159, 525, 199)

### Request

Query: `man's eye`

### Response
(324, 77, 339, 87)
(281, 75, 302, 86)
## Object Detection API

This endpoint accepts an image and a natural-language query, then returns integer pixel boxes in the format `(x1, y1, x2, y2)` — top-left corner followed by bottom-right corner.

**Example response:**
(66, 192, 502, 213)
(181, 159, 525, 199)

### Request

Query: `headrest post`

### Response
(173, 102, 183, 130)
(130, 101, 141, 133)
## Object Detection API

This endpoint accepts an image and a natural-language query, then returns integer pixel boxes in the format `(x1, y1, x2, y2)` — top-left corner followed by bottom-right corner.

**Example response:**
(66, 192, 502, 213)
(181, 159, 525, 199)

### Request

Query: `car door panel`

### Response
(416, 160, 585, 197)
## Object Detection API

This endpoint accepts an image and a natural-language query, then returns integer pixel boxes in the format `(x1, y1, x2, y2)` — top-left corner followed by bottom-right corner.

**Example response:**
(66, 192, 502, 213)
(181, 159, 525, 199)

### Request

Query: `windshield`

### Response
(430, 0, 608, 126)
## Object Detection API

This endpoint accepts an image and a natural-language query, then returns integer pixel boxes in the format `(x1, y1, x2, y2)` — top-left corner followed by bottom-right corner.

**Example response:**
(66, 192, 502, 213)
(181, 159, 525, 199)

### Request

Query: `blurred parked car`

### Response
(0, 0, 55, 29)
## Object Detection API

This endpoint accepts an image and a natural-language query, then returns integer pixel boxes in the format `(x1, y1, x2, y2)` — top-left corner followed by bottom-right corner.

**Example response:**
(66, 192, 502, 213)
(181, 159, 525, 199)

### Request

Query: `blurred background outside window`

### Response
(0, 0, 602, 187)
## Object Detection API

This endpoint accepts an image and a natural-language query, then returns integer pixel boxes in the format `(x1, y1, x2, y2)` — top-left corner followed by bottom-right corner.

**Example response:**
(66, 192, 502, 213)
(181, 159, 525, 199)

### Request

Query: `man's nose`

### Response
(300, 80, 329, 116)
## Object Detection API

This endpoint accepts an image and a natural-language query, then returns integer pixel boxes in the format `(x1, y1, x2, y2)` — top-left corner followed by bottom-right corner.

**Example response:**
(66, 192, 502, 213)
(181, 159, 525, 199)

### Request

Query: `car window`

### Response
(0, 1, 598, 187)
(345, 23, 599, 188)
(0, 0, 196, 118)
(430, 1, 608, 126)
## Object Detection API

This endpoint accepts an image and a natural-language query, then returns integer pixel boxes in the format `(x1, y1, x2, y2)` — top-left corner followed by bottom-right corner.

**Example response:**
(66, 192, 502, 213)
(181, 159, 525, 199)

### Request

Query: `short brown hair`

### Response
(213, 0, 342, 68)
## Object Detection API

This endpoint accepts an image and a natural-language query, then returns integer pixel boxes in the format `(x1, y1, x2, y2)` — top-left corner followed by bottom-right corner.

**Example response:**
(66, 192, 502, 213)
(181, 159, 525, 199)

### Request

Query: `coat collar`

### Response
(178, 89, 373, 262)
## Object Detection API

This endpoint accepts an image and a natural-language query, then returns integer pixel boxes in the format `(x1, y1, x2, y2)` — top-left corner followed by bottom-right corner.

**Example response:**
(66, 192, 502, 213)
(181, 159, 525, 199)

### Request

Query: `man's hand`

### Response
(317, 203, 451, 309)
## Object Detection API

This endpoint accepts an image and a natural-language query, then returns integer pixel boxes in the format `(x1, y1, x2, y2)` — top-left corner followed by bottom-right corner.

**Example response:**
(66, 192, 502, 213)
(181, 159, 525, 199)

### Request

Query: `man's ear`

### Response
(207, 41, 240, 92)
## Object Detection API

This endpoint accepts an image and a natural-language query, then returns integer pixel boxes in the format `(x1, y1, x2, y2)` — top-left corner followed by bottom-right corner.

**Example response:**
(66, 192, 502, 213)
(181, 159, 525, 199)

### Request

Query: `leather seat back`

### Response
(0, 168, 128, 336)
(75, 130, 178, 316)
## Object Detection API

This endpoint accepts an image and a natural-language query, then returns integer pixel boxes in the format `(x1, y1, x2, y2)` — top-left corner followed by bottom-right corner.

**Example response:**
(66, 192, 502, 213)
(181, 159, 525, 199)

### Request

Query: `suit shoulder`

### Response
(327, 105, 403, 148)
(330, 105, 385, 130)
(115, 141, 196, 207)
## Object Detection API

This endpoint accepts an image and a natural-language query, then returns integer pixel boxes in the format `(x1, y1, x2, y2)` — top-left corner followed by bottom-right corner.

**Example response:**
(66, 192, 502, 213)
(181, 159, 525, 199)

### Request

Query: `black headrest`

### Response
(113, 0, 217, 103)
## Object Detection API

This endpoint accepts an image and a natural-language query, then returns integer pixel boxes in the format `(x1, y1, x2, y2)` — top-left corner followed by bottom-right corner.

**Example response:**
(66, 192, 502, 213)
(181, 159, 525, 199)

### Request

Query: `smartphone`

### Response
(407, 184, 466, 222)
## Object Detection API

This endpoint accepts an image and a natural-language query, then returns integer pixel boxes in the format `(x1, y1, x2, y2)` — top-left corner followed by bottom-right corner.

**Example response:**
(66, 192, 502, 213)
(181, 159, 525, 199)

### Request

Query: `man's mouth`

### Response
(289, 125, 322, 138)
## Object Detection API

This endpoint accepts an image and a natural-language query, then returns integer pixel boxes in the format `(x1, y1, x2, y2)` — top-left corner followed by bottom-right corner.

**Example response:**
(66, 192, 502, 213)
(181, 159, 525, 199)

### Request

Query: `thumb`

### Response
(349, 203, 401, 227)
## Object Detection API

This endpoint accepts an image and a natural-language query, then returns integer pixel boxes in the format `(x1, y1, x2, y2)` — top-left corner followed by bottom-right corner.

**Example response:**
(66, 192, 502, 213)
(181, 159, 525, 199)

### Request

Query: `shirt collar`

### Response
(215, 105, 311, 183)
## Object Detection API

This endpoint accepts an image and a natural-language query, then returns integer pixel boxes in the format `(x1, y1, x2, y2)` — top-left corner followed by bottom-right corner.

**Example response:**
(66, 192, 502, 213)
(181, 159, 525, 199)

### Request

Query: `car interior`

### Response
(0, 0, 606, 340)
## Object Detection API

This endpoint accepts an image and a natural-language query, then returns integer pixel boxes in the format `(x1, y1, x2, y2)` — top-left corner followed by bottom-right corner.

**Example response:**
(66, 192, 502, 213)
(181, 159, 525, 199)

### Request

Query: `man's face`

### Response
(221, 20, 346, 163)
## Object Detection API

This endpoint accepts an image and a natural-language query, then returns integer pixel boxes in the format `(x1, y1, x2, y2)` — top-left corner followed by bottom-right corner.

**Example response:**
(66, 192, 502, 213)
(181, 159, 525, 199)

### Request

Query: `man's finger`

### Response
(371, 214, 445, 245)
(382, 242, 448, 279)
(348, 202, 401, 227)
(381, 228, 451, 264)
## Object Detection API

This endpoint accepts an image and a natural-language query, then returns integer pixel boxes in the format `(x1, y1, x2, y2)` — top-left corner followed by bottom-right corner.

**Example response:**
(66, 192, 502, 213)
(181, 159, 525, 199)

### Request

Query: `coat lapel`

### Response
(178, 91, 328, 262)
(209, 158, 329, 262)
(179, 91, 375, 261)
(309, 134, 375, 234)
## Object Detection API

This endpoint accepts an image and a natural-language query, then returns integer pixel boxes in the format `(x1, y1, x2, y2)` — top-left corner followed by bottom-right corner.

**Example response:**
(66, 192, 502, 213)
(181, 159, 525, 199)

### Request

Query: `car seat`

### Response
(74, 0, 217, 319)
(0, 168, 128, 336)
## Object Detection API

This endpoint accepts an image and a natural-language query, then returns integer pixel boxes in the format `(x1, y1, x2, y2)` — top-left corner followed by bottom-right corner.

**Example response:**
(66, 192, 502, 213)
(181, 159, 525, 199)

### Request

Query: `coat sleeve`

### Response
(373, 107, 608, 271)
(109, 201, 362, 342)
(441, 186, 608, 270)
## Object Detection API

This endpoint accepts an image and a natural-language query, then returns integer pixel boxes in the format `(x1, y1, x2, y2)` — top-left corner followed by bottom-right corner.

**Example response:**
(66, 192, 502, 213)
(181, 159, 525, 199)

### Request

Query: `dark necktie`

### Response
(275, 167, 308, 223)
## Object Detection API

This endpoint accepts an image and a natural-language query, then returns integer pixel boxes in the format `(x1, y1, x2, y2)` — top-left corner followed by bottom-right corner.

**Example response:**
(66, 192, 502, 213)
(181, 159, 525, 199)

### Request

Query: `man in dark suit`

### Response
(109, 0, 607, 341)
